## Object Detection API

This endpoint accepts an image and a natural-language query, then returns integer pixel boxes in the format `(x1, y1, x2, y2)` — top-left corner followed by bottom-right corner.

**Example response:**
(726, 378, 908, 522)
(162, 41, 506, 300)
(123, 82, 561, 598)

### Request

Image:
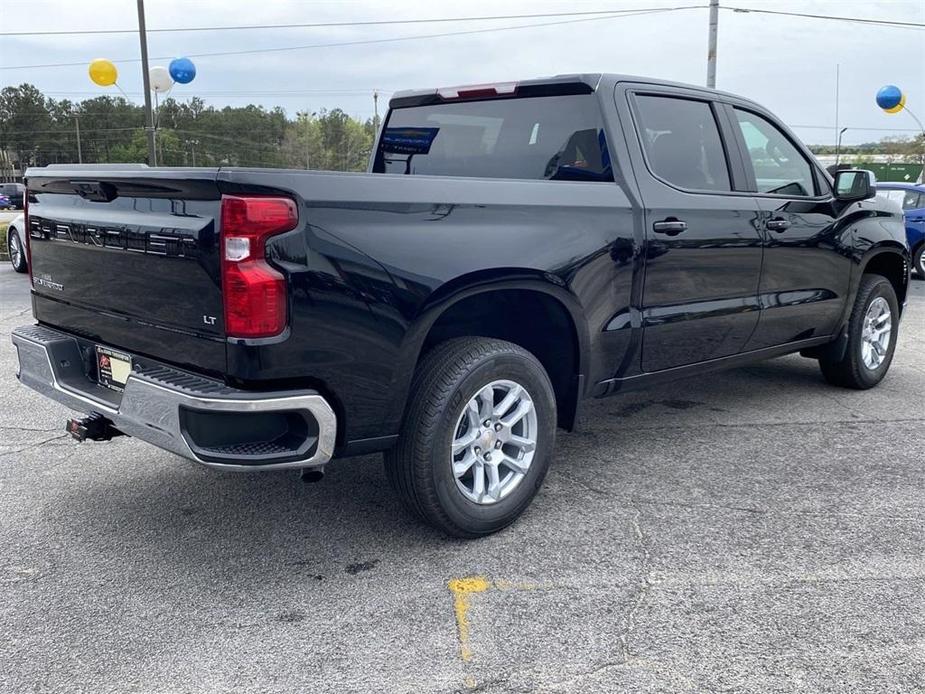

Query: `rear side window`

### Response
(633, 95, 731, 192)
(879, 189, 924, 210)
(733, 109, 815, 197)
(902, 190, 923, 210)
(374, 95, 613, 182)
(876, 189, 907, 209)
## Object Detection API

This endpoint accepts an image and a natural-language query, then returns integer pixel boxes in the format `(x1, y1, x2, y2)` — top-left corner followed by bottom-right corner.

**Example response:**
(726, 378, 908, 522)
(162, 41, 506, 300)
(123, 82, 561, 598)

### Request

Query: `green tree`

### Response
(0, 83, 376, 173)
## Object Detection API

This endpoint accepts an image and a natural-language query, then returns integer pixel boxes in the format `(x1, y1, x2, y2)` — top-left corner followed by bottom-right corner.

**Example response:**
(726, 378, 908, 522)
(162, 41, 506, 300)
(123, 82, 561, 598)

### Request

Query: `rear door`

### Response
(26, 167, 227, 374)
(622, 87, 763, 372)
(724, 106, 848, 349)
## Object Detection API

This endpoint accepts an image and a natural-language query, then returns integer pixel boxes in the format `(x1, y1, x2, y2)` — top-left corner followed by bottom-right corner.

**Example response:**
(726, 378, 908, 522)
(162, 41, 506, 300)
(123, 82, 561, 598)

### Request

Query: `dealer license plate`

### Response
(96, 345, 132, 392)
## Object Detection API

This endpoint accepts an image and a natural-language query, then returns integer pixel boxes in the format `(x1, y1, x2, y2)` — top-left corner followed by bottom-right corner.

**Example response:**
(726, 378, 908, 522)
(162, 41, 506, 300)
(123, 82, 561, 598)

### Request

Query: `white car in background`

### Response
(7, 213, 27, 273)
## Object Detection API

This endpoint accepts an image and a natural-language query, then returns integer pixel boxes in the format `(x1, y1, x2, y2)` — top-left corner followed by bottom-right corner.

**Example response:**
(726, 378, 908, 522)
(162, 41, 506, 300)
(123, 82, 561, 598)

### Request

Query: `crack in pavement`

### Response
(583, 416, 925, 433)
(618, 503, 655, 665)
(639, 498, 925, 523)
(0, 425, 62, 434)
(0, 434, 69, 457)
(0, 307, 32, 322)
(557, 473, 925, 523)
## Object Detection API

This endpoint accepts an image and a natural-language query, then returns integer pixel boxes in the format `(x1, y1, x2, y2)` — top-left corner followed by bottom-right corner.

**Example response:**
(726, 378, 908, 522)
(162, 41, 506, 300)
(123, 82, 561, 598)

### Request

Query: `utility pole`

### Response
(373, 91, 380, 134)
(706, 0, 719, 89)
(834, 63, 840, 151)
(137, 0, 157, 165)
(73, 112, 82, 164)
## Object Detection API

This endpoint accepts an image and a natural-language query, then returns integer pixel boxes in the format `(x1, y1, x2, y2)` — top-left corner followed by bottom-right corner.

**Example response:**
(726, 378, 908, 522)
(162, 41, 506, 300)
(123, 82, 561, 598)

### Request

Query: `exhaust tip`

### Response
(300, 467, 325, 484)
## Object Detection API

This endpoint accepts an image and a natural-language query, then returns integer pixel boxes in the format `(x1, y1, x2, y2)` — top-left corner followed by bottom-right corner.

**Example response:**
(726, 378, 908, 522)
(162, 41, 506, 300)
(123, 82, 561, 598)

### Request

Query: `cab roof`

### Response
(389, 73, 764, 110)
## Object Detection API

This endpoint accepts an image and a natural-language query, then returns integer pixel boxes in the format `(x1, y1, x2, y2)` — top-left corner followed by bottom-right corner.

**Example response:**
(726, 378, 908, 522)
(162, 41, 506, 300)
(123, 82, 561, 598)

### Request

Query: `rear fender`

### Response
(382, 270, 591, 434)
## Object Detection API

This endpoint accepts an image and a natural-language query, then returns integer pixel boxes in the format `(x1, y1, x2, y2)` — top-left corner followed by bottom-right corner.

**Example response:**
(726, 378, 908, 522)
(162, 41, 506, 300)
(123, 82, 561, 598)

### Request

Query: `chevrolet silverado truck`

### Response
(13, 74, 909, 537)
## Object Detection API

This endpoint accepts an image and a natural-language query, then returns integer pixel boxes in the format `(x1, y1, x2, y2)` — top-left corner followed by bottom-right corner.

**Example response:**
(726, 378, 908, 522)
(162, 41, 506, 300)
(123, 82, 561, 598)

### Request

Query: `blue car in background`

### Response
(875, 182, 925, 278)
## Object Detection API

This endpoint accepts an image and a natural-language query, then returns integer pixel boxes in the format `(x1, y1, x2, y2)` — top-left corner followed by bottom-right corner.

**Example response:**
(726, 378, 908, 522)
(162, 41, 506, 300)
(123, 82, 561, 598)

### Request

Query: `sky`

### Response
(0, 0, 923, 145)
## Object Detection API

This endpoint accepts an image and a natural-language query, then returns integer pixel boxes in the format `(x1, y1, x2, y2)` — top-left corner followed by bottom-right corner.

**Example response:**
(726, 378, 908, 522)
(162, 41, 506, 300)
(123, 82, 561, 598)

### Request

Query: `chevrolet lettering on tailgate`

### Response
(31, 217, 199, 258)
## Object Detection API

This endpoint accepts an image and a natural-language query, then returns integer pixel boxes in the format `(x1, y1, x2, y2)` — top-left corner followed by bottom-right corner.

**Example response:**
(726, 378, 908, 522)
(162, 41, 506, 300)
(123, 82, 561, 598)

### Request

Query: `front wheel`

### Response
(8, 227, 27, 273)
(819, 274, 899, 389)
(384, 337, 557, 538)
(914, 244, 925, 279)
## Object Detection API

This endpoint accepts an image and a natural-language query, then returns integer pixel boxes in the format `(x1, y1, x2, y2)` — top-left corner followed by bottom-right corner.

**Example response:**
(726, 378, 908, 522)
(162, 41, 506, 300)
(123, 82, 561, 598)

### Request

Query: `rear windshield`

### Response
(373, 95, 613, 182)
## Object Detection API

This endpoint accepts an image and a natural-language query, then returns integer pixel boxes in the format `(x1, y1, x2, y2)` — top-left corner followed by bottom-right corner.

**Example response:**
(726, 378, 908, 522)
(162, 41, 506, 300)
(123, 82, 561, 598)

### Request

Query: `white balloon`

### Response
(149, 66, 173, 93)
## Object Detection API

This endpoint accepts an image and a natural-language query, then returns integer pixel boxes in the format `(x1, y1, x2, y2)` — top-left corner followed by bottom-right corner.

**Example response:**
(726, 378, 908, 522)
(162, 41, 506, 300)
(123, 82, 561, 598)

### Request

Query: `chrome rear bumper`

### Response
(11, 324, 336, 471)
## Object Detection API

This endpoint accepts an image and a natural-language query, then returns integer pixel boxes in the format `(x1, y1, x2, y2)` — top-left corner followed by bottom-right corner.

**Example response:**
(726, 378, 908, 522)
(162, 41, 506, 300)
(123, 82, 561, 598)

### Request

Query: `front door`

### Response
(628, 92, 763, 372)
(727, 106, 849, 349)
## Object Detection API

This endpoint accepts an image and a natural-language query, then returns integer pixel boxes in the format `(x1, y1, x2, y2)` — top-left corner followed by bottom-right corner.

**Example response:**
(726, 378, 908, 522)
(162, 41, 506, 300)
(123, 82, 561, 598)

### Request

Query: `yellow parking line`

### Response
(447, 576, 490, 663)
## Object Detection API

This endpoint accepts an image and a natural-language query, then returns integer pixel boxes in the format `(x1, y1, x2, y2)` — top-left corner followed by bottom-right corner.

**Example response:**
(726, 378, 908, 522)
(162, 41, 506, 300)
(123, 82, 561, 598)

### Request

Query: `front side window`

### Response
(633, 95, 731, 192)
(374, 95, 612, 182)
(734, 109, 815, 197)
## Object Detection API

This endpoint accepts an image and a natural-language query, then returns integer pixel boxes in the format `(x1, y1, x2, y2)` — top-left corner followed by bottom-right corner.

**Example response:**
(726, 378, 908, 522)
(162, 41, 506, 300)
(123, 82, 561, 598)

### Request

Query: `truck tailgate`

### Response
(25, 167, 227, 375)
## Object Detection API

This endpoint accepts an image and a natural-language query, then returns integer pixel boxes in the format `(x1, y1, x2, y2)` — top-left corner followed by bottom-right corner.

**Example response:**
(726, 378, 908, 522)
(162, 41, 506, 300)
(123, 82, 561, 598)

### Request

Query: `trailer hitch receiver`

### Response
(66, 412, 125, 442)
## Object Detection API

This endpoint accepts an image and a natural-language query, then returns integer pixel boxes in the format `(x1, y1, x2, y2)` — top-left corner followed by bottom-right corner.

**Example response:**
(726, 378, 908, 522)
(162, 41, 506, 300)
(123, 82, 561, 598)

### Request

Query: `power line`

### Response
(724, 6, 925, 30)
(41, 89, 392, 96)
(1, 127, 140, 135)
(790, 125, 922, 133)
(0, 7, 703, 70)
(0, 7, 704, 36)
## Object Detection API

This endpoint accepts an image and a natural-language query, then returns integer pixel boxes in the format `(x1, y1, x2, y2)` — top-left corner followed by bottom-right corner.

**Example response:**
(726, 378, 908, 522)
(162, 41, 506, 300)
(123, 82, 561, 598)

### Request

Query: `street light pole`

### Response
(835, 127, 848, 168)
(136, 0, 157, 166)
(73, 112, 82, 164)
(706, 0, 719, 88)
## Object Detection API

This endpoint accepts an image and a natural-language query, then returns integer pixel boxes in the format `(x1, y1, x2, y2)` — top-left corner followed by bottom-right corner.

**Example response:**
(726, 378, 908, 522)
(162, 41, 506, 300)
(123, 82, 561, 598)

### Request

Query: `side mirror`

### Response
(833, 169, 876, 202)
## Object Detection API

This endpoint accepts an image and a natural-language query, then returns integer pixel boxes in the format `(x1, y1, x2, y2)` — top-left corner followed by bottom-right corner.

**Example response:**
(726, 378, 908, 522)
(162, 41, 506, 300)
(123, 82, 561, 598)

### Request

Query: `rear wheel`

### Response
(384, 337, 556, 538)
(914, 244, 925, 279)
(8, 227, 27, 273)
(819, 274, 898, 389)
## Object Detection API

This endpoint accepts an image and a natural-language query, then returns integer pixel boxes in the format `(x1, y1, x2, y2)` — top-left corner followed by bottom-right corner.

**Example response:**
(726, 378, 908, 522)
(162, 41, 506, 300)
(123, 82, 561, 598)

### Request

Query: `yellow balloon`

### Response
(88, 58, 118, 87)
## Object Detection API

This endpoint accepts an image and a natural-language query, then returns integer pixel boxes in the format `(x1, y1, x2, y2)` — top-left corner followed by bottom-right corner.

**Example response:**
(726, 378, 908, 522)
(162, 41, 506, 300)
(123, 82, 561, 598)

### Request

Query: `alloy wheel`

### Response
(9, 232, 22, 270)
(860, 296, 892, 369)
(450, 379, 538, 505)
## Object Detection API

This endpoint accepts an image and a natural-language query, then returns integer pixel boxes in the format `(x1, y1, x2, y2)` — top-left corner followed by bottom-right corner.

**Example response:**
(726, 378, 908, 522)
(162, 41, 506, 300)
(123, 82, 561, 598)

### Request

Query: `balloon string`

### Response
(113, 82, 133, 103)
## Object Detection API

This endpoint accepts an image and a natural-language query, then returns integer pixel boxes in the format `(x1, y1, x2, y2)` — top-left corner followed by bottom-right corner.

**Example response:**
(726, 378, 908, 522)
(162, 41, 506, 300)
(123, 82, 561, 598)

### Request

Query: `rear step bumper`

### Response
(11, 324, 336, 471)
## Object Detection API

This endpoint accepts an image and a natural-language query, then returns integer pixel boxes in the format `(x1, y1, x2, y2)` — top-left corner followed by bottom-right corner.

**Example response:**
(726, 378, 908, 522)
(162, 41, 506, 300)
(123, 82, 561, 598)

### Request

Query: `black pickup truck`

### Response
(14, 74, 909, 537)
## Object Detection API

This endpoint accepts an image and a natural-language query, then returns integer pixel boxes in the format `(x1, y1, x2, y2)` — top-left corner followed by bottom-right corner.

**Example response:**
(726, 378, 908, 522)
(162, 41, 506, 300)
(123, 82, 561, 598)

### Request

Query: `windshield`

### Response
(373, 95, 613, 182)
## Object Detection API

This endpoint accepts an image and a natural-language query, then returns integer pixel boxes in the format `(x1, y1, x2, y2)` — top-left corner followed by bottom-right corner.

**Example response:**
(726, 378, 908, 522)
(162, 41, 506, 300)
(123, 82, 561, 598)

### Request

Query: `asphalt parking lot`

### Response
(1, 265, 923, 694)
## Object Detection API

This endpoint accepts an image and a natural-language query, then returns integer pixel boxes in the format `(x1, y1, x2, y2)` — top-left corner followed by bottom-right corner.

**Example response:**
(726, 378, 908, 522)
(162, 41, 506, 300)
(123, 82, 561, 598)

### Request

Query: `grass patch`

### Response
(0, 223, 8, 261)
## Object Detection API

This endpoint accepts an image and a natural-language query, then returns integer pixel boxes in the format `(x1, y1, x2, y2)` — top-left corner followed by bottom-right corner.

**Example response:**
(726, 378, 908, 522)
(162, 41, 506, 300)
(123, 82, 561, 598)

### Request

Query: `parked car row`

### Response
(6, 213, 28, 273)
(0, 183, 25, 209)
(875, 183, 925, 278)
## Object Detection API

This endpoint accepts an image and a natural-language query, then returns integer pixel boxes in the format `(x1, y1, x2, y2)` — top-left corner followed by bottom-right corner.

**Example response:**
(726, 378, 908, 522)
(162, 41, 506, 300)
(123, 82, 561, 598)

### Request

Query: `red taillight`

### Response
(23, 187, 33, 286)
(220, 195, 298, 338)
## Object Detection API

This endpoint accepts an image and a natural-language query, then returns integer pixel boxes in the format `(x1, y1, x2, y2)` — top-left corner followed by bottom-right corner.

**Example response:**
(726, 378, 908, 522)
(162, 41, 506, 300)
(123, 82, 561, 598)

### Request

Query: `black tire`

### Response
(8, 227, 28, 273)
(819, 274, 899, 389)
(384, 337, 557, 538)
(914, 244, 925, 280)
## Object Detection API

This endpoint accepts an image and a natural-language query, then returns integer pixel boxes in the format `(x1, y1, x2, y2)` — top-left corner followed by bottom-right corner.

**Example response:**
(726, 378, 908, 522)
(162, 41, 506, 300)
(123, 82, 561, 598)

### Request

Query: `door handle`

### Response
(652, 218, 688, 236)
(766, 218, 791, 232)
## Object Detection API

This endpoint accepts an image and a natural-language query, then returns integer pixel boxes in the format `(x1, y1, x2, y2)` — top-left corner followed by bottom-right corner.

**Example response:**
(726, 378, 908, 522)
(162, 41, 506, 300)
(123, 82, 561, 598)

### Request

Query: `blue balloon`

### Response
(876, 85, 902, 111)
(169, 57, 196, 84)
